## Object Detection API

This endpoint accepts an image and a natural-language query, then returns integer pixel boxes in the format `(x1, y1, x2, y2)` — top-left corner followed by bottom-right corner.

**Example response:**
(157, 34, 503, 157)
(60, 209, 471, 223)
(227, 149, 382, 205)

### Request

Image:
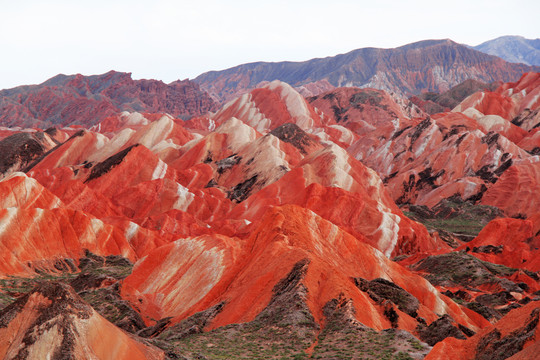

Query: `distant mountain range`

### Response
(1, 37, 539, 129)
(473, 35, 540, 66)
(0, 71, 217, 128)
(195, 39, 539, 103)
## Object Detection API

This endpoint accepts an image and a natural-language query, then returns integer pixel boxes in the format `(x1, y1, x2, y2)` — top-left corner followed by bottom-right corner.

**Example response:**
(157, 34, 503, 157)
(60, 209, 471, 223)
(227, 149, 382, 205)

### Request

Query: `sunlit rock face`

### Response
(1, 72, 540, 359)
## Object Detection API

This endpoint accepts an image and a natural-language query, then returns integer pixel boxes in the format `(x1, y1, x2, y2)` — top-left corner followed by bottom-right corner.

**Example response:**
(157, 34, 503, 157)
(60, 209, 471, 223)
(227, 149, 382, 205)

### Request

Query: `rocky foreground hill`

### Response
(0, 71, 539, 359)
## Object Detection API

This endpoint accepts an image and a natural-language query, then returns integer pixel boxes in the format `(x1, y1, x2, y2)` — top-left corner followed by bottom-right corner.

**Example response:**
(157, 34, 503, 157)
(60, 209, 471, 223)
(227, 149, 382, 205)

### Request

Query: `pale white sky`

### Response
(1, 0, 538, 89)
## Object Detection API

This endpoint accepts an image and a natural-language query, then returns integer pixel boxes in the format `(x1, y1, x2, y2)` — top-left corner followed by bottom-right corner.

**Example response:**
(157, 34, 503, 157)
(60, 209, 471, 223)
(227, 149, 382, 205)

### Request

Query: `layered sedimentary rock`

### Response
(480, 162, 540, 218)
(122, 205, 486, 337)
(0, 71, 217, 128)
(426, 301, 540, 360)
(0, 282, 163, 360)
(308, 87, 425, 135)
(300, 73, 540, 210)
(454, 72, 540, 131)
(457, 218, 540, 271)
(1, 72, 540, 359)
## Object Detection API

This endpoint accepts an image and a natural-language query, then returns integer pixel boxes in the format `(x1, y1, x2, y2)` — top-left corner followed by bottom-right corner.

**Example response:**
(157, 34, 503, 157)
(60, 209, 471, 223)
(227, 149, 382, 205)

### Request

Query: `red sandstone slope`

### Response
(345, 108, 530, 207)
(230, 144, 447, 257)
(319, 74, 540, 209)
(0, 205, 140, 275)
(307, 87, 425, 136)
(480, 162, 540, 218)
(18, 81, 435, 258)
(122, 205, 486, 336)
(207, 80, 357, 149)
(456, 218, 540, 271)
(409, 79, 497, 115)
(0, 172, 63, 210)
(0, 128, 69, 178)
(454, 72, 540, 131)
(0, 71, 217, 128)
(1, 74, 540, 358)
(426, 301, 540, 360)
(0, 282, 163, 360)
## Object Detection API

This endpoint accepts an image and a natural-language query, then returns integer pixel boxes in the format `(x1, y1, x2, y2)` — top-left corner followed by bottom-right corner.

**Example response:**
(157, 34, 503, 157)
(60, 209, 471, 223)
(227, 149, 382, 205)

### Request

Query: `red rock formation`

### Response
(347, 111, 529, 207)
(0, 172, 63, 210)
(457, 218, 540, 271)
(481, 162, 540, 218)
(294, 79, 335, 97)
(410, 79, 496, 115)
(2, 73, 540, 358)
(0, 282, 164, 359)
(426, 301, 540, 360)
(308, 87, 425, 129)
(454, 72, 540, 131)
(0, 128, 67, 179)
(29, 166, 122, 219)
(207, 81, 357, 148)
(212, 81, 330, 133)
(231, 144, 448, 257)
(0, 206, 137, 275)
(122, 205, 486, 336)
(0, 71, 217, 128)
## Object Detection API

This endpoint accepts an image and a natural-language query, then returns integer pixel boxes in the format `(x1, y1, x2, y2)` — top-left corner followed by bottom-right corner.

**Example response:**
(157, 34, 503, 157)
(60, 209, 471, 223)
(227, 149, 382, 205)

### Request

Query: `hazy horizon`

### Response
(1, 0, 539, 90)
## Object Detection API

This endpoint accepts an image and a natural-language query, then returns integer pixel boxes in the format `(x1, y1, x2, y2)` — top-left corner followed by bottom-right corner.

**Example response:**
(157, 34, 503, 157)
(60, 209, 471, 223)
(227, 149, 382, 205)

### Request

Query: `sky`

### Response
(1, 0, 539, 90)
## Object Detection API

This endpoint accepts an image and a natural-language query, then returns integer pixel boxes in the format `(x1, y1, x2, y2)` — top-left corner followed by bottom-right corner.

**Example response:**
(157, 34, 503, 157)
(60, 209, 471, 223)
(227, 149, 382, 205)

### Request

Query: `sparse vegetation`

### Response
(402, 198, 504, 245)
(0, 272, 78, 309)
(0, 251, 139, 331)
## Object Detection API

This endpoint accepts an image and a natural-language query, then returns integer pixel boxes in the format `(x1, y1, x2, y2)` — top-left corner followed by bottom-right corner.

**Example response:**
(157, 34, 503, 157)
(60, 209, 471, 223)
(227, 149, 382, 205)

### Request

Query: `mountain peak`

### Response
(474, 35, 540, 66)
(396, 38, 457, 50)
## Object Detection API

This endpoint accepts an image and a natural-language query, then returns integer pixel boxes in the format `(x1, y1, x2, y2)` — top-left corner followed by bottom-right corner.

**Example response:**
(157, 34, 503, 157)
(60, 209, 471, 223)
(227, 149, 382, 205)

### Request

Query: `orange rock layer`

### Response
(1, 75, 539, 358)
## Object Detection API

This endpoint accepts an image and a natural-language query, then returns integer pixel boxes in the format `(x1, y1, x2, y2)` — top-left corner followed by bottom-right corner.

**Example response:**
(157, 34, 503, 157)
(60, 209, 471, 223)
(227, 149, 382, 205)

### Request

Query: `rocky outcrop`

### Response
(308, 87, 425, 133)
(416, 314, 471, 346)
(342, 73, 540, 209)
(122, 204, 485, 340)
(481, 162, 540, 219)
(0, 282, 163, 360)
(354, 277, 420, 319)
(426, 301, 540, 360)
(454, 72, 540, 131)
(457, 218, 540, 271)
(0, 129, 65, 178)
